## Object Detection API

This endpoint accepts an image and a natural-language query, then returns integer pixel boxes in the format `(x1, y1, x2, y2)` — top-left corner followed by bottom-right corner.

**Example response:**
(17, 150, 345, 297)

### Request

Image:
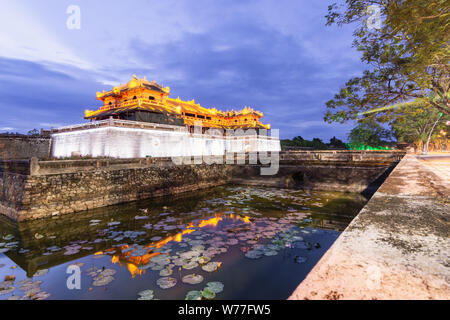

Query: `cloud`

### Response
(0, 1, 364, 141)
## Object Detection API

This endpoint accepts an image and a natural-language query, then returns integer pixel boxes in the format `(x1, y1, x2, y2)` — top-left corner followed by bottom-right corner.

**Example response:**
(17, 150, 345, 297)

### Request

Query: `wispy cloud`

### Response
(0, 0, 363, 140)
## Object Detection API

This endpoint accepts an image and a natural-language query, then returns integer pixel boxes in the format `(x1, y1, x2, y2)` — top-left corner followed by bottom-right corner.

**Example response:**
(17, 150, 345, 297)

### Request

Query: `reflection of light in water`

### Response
(110, 213, 251, 277)
(198, 216, 222, 228)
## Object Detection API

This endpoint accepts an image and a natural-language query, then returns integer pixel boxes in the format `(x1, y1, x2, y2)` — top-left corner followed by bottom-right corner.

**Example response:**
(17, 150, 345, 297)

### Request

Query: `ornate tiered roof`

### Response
(85, 75, 270, 130)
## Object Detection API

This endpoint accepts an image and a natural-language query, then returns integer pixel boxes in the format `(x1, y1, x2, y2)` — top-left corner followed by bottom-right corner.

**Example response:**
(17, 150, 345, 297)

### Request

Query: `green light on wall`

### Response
(345, 143, 391, 151)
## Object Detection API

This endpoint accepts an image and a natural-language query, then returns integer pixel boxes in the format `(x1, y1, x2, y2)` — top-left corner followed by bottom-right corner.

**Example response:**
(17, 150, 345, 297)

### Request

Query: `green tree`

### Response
(348, 120, 392, 149)
(324, 0, 450, 124)
(280, 136, 334, 150)
(329, 136, 347, 148)
(390, 101, 449, 150)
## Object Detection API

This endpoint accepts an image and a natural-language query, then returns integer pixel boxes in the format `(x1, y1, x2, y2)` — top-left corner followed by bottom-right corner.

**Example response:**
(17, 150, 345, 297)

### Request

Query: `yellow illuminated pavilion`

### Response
(84, 75, 271, 130)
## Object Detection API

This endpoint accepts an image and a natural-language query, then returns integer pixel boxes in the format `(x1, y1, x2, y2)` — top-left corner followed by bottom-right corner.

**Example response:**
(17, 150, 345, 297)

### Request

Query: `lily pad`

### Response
(226, 239, 239, 245)
(138, 289, 154, 300)
(201, 261, 222, 272)
(182, 274, 204, 285)
(180, 250, 201, 260)
(191, 245, 205, 252)
(156, 277, 177, 289)
(245, 250, 263, 259)
(198, 256, 211, 265)
(263, 250, 278, 256)
(99, 269, 117, 277)
(150, 264, 165, 271)
(182, 261, 199, 270)
(206, 281, 224, 293)
(185, 290, 203, 300)
(201, 287, 216, 299)
(0, 286, 15, 295)
(93, 275, 114, 286)
(159, 267, 173, 277)
(32, 291, 51, 300)
(33, 269, 49, 277)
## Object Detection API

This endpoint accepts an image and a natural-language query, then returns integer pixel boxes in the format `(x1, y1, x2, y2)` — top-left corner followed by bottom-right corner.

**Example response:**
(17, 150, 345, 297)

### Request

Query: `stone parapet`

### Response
(289, 155, 450, 300)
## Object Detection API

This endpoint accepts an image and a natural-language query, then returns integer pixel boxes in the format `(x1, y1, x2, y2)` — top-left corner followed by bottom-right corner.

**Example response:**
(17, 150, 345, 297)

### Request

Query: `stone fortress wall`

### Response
(0, 151, 404, 222)
(0, 135, 51, 160)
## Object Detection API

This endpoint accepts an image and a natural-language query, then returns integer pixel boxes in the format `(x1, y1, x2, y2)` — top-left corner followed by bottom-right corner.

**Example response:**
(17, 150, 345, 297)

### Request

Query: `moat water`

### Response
(0, 185, 367, 300)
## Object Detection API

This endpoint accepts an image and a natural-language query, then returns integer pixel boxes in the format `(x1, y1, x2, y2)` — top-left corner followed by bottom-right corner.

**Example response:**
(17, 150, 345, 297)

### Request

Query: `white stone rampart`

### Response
(51, 122, 280, 158)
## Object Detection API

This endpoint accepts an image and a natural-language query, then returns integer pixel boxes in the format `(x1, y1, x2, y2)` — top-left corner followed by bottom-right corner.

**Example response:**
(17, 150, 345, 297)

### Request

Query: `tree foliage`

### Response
(390, 100, 449, 149)
(281, 136, 347, 150)
(325, 0, 450, 124)
(347, 119, 392, 148)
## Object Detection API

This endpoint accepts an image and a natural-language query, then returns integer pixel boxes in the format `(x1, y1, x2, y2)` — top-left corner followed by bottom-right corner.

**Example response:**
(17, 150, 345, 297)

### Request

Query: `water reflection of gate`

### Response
(109, 213, 251, 277)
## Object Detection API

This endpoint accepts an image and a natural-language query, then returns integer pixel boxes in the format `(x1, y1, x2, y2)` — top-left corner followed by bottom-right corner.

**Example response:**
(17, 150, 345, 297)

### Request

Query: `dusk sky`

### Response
(0, 0, 365, 140)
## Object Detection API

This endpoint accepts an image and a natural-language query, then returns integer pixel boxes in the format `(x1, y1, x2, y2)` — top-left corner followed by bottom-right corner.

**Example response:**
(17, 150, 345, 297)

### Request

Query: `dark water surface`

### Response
(0, 185, 367, 300)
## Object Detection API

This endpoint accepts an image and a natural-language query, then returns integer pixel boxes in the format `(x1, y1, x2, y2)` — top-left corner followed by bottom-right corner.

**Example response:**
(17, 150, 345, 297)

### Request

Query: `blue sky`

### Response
(0, 0, 365, 140)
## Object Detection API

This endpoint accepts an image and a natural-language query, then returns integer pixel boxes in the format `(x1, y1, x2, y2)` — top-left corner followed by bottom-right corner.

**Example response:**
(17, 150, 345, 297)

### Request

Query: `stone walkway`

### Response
(418, 156, 450, 187)
(289, 154, 450, 300)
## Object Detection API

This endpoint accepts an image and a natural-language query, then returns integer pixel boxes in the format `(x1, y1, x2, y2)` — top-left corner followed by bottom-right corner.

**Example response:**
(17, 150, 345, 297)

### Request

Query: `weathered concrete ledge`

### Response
(289, 154, 450, 300)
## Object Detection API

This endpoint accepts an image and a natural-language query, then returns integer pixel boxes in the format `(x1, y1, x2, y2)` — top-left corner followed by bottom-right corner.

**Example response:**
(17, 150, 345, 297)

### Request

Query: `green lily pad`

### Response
(201, 287, 216, 299)
(138, 289, 154, 300)
(185, 290, 202, 300)
(206, 281, 224, 293)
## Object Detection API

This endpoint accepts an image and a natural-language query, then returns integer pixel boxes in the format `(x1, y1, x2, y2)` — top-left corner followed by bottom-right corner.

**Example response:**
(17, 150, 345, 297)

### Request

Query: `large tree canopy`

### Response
(390, 101, 449, 148)
(324, 0, 450, 124)
(347, 119, 392, 149)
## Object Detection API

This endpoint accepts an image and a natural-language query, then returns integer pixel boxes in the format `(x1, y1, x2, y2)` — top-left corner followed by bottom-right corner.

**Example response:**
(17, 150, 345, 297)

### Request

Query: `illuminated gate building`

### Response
(51, 75, 280, 158)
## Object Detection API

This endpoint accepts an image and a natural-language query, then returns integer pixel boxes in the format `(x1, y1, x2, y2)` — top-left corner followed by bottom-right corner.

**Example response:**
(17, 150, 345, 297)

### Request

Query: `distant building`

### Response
(51, 75, 280, 158)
